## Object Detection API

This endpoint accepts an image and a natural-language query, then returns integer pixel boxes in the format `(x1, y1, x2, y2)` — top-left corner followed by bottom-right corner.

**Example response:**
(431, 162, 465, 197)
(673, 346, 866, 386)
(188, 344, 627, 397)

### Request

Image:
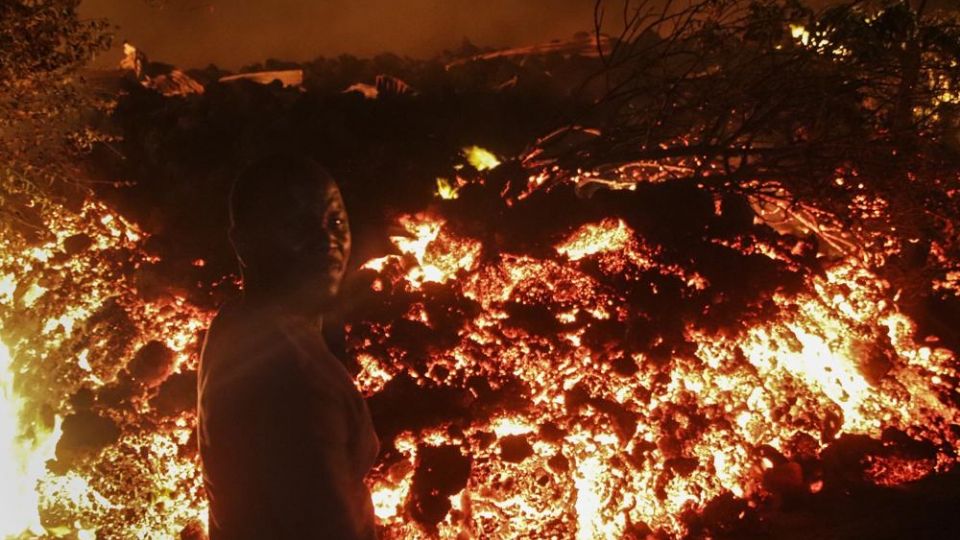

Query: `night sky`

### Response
(80, 0, 594, 69)
(81, 1, 959, 70)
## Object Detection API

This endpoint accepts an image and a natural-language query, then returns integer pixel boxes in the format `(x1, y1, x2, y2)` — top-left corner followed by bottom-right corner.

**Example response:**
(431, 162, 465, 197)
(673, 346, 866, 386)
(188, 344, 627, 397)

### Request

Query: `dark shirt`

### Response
(197, 301, 379, 539)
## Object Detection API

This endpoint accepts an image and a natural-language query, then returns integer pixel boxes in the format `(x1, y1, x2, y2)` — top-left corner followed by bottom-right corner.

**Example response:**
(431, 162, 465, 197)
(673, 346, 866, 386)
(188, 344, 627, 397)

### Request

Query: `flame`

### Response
(364, 214, 481, 288)
(790, 24, 811, 46)
(0, 338, 61, 537)
(574, 455, 616, 540)
(556, 218, 632, 261)
(463, 146, 501, 171)
(370, 433, 417, 522)
(436, 177, 461, 200)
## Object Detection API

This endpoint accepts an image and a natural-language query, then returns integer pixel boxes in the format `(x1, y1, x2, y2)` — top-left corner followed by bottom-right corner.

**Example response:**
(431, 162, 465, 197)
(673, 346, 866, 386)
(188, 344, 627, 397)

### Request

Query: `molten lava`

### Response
(0, 161, 958, 538)
(353, 210, 960, 538)
(0, 199, 209, 538)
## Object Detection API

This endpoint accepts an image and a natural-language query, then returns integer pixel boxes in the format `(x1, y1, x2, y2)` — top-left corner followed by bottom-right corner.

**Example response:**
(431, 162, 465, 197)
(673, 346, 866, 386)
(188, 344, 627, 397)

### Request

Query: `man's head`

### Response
(229, 154, 350, 313)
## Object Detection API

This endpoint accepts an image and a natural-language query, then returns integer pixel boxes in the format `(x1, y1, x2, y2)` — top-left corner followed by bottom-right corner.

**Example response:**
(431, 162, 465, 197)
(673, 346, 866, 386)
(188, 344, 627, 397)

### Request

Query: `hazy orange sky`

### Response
(81, 0, 594, 69)
(80, 1, 957, 70)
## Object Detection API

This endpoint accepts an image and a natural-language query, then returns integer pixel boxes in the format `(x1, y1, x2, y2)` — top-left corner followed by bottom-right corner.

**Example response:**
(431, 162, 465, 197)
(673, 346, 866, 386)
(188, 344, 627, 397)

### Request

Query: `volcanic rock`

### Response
(685, 492, 751, 539)
(590, 397, 639, 441)
(410, 444, 472, 528)
(819, 408, 843, 443)
(762, 461, 806, 497)
(657, 435, 683, 459)
(62, 233, 93, 255)
(621, 521, 654, 540)
(55, 411, 121, 467)
(784, 431, 820, 461)
(178, 428, 198, 460)
(474, 430, 496, 450)
(499, 434, 534, 463)
(178, 521, 206, 540)
(538, 421, 566, 443)
(151, 370, 197, 416)
(820, 433, 883, 489)
(880, 427, 938, 459)
(68, 386, 96, 410)
(368, 373, 473, 445)
(665, 456, 699, 477)
(563, 383, 591, 412)
(627, 439, 657, 469)
(611, 355, 639, 376)
(96, 373, 139, 408)
(547, 453, 569, 473)
(128, 340, 175, 388)
(850, 335, 895, 384)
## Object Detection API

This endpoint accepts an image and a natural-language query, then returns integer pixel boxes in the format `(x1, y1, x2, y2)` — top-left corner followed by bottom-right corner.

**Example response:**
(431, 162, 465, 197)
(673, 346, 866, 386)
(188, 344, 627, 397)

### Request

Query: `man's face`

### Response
(241, 179, 351, 310)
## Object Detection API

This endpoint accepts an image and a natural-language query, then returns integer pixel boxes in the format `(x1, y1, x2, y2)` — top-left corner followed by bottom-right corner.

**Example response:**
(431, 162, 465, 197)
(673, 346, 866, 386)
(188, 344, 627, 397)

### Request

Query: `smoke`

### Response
(80, 0, 960, 71)
(80, 0, 594, 69)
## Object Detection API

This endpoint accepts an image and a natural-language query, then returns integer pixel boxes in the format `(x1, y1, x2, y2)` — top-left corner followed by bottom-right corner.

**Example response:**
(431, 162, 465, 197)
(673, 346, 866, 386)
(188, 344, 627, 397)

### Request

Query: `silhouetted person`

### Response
(198, 155, 379, 539)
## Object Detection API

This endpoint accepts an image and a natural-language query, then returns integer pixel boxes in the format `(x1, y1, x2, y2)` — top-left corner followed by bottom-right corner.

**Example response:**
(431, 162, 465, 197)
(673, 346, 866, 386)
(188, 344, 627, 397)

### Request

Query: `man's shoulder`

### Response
(200, 303, 303, 393)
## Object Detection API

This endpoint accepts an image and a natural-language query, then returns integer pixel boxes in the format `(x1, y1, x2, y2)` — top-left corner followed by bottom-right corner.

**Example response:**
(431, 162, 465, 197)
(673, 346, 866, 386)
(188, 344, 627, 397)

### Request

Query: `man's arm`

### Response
(253, 356, 371, 539)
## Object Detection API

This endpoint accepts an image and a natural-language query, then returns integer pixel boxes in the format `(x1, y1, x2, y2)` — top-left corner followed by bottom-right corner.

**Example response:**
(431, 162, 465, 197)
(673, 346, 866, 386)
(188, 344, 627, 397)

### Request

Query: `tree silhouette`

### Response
(0, 0, 112, 231)
(524, 0, 959, 307)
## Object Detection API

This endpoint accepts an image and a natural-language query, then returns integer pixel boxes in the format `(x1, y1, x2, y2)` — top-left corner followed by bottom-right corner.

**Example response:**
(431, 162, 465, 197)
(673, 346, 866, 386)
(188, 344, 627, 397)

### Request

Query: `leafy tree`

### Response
(0, 2, 113, 504)
(0, 0, 111, 84)
(0, 0, 112, 220)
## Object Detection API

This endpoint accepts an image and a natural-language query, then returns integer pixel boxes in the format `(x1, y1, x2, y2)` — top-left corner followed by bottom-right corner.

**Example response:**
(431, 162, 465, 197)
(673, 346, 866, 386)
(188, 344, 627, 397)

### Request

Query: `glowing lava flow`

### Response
(0, 196, 210, 538)
(1, 176, 958, 538)
(356, 213, 960, 538)
(0, 337, 60, 538)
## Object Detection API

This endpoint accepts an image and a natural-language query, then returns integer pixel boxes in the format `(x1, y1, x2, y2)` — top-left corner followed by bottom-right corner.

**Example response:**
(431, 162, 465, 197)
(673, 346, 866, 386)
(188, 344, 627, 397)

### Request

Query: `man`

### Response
(198, 155, 379, 539)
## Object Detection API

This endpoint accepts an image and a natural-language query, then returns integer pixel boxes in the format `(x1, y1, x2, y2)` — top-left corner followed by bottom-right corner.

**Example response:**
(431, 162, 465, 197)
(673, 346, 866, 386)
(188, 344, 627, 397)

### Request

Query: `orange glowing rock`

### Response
(2, 172, 958, 538)
(352, 210, 960, 538)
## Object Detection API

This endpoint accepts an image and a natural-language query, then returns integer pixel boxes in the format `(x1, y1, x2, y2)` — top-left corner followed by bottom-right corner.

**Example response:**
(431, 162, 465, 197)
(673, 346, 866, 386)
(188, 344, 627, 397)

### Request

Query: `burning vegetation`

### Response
(2, 0, 960, 538)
